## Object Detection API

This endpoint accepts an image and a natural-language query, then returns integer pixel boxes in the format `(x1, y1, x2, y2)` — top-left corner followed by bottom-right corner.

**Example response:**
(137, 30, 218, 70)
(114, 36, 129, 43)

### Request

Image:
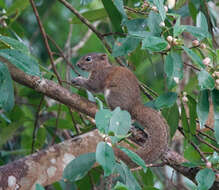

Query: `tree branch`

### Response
(0, 60, 218, 189)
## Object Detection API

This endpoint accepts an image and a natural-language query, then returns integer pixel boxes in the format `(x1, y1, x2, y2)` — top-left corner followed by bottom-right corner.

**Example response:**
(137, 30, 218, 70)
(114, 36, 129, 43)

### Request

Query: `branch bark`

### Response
(0, 62, 218, 189)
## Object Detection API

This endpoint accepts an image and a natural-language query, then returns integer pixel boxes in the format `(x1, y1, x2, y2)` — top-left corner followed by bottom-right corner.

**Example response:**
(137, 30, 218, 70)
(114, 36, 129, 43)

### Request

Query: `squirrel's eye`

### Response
(85, 56, 92, 62)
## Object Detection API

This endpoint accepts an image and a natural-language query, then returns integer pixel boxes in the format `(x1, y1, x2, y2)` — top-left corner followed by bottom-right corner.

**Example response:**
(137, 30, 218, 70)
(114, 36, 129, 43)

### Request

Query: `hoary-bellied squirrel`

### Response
(71, 53, 169, 163)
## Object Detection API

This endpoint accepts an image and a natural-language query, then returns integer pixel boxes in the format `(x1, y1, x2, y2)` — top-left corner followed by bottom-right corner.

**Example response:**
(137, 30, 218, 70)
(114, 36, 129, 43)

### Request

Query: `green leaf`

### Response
(142, 187, 159, 190)
(96, 142, 116, 176)
(95, 109, 112, 133)
(0, 62, 14, 112)
(182, 46, 204, 68)
(182, 162, 203, 168)
(175, 0, 187, 10)
(0, 35, 29, 54)
(181, 103, 190, 138)
(187, 95, 197, 135)
(198, 70, 215, 90)
(7, 0, 29, 15)
(35, 184, 45, 190)
(188, 1, 198, 23)
(101, 0, 123, 33)
(63, 152, 96, 182)
(117, 145, 147, 172)
(154, 92, 178, 109)
(125, 18, 147, 33)
(184, 25, 207, 41)
(197, 90, 209, 128)
(71, 8, 108, 24)
(0, 122, 21, 147)
(0, 49, 40, 76)
(147, 11, 162, 36)
(153, 0, 166, 21)
(109, 107, 131, 137)
(118, 161, 141, 190)
(173, 16, 186, 37)
(196, 12, 209, 36)
(113, 182, 129, 190)
(165, 50, 183, 80)
(142, 36, 168, 52)
(212, 89, 219, 144)
(195, 168, 215, 190)
(113, 0, 127, 22)
(208, 152, 219, 164)
(34, 126, 46, 150)
(162, 103, 179, 137)
(112, 36, 140, 57)
(80, 0, 93, 5)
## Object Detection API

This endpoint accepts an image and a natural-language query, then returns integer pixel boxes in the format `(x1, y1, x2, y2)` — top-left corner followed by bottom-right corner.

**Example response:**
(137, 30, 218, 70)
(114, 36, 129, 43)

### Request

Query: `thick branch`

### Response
(0, 62, 218, 189)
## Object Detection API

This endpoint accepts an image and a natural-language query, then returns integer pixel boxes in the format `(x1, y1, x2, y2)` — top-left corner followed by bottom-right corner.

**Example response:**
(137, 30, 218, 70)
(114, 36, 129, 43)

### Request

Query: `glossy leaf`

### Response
(63, 152, 96, 182)
(117, 145, 147, 172)
(71, 8, 108, 24)
(153, 0, 166, 21)
(211, 89, 219, 144)
(165, 50, 183, 80)
(0, 61, 14, 112)
(195, 168, 215, 190)
(142, 36, 168, 52)
(112, 36, 141, 57)
(96, 142, 116, 176)
(198, 70, 215, 90)
(0, 35, 29, 54)
(154, 92, 177, 109)
(109, 107, 131, 137)
(0, 49, 40, 76)
(101, 0, 123, 33)
(95, 109, 112, 133)
(162, 103, 179, 137)
(197, 90, 209, 128)
(182, 46, 204, 68)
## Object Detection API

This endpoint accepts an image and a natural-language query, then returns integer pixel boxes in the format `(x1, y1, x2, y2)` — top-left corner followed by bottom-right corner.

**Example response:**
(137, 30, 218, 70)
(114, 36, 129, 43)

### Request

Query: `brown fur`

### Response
(72, 53, 169, 163)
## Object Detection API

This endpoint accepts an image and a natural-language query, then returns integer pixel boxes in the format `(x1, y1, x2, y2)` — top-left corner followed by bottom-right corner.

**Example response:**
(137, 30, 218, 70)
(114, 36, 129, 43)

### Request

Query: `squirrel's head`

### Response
(76, 53, 110, 72)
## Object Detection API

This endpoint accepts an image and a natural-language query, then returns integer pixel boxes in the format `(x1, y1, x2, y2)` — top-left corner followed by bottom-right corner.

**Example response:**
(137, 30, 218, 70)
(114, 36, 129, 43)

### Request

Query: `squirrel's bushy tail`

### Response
(130, 103, 169, 163)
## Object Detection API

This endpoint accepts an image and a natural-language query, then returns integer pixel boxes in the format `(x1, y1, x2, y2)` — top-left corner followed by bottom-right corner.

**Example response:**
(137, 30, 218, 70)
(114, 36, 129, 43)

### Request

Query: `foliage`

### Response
(0, 0, 219, 190)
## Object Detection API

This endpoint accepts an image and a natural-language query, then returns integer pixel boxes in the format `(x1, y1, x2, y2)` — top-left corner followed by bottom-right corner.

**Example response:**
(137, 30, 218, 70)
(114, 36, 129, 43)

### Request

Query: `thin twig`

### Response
(197, 129, 217, 143)
(51, 104, 62, 145)
(47, 34, 80, 75)
(53, 22, 98, 67)
(196, 120, 215, 132)
(195, 134, 219, 152)
(31, 95, 44, 153)
(183, 62, 200, 71)
(178, 127, 208, 163)
(102, 32, 127, 37)
(29, 0, 62, 85)
(124, 6, 149, 16)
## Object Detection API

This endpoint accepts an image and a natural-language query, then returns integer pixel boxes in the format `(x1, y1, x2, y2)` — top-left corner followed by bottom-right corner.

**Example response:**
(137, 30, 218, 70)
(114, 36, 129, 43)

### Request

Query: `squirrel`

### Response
(71, 53, 169, 163)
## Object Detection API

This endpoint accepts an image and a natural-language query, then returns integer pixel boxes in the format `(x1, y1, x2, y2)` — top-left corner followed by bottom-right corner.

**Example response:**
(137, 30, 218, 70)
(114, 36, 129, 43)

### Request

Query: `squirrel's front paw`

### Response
(71, 77, 84, 86)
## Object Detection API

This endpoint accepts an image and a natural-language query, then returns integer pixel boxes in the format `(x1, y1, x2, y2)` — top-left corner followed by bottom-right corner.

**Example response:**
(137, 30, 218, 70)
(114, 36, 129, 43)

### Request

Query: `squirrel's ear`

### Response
(100, 53, 108, 61)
